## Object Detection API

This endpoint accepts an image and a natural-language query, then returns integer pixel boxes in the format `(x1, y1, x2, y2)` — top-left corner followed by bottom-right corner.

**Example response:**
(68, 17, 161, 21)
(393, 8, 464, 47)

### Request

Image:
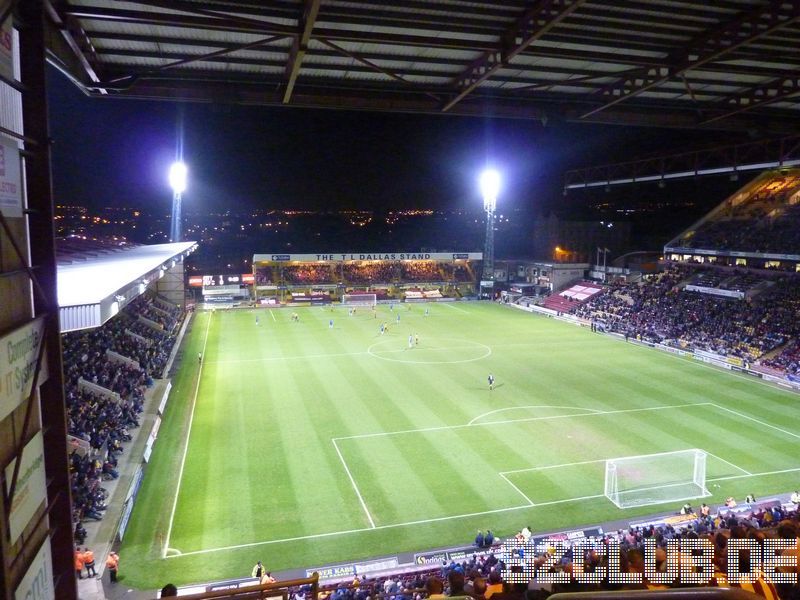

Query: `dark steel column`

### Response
(18, 1, 77, 598)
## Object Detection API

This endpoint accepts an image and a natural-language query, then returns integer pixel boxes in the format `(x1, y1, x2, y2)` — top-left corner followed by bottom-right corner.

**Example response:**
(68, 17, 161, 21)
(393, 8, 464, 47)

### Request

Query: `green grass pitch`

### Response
(119, 302, 800, 589)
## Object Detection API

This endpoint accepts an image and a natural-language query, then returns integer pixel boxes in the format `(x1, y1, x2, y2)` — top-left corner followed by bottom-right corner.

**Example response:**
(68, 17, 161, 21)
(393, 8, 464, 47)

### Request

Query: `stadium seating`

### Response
(574, 267, 800, 363)
(63, 293, 183, 526)
(278, 501, 799, 599)
(542, 281, 603, 313)
(674, 171, 800, 254)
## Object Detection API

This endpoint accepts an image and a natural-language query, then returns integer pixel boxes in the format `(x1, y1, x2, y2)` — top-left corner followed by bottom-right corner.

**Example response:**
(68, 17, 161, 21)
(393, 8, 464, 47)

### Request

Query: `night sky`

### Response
(46, 67, 746, 219)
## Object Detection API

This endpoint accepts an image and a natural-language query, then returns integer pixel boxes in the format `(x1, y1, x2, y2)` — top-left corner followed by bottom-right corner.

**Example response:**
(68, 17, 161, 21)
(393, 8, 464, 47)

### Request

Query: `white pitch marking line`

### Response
(211, 350, 369, 364)
(704, 451, 751, 476)
(469, 405, 603, 426)
(710, 403, 800, 441)
(532, 494, 605, 508)
(499, 472, 535, 506)
(332, 438, 376, 529)
(334, 401, 712, 442)
(164, 463, 800, 559)
(167, 502, 533, 559)
(163, 311, 212, 558)
(611, 331, 800, 398)
(501, 457, 607, 476)
(441, 302, 470, 314)
(208, 344, 491, 365)
(708, 466, 800, 483)
(269, 309, 277, 322)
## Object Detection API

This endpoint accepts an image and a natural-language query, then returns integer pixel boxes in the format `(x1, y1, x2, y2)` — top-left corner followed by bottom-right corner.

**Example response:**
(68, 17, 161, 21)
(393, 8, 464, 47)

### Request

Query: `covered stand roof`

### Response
(45, 0, 800, 133)
(57, 241, 197, 331)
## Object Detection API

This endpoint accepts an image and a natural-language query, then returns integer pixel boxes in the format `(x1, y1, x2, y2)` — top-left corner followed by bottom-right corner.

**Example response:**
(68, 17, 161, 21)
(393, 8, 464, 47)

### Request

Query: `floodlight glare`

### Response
(479, 169, 500, 203)
(169, 161, 188, 194)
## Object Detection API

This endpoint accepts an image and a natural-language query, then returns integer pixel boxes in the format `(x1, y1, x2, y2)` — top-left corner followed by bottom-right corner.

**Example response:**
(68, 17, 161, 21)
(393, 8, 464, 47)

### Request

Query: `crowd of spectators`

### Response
(283, 264, 335, 284)
(676, 173, 800, 254)
(763, 340, 800, 376)
(256, 266, 275, 285)
(401, 262, 443, 282)
(574, 267, 800, 363)
(441, 263, 475, 283)
(283, 501, 800, 600)
(257, 261, 476, 287)
(62, 293, 183, 530)
(343, 262, 400, 284)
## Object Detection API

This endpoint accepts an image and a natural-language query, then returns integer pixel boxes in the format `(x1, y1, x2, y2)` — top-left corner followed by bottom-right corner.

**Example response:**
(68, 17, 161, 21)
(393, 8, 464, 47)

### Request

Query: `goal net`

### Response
(342, 293, 377, 307)
(604, 449, 709, 509)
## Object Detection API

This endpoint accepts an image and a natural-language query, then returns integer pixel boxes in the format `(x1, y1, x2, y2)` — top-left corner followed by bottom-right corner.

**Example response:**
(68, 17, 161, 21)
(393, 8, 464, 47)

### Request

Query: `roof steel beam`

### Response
(563, 135, 800, 189)
(702, 71, 800, 124)
(61, 5, 297, 36)
(442, 0, 585, 112)
(283, 0, 320, 104)
(580, 0, 800, 119)
(85, 29, 800, 79)
(44, 0, 106, 92)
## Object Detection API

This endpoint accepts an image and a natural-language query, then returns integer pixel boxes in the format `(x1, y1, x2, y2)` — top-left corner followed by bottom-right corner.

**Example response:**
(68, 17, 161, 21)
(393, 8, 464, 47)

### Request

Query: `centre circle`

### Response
(367, 337, 491, 364)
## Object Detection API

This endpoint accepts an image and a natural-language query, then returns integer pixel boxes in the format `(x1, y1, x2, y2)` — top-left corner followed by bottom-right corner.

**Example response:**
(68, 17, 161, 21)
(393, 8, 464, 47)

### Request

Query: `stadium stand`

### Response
(670, 169, 800, 256)
(62, 293, 183, 531)
(573, 267, 800, 364)
(274, 498, 799, 600)
(343, 262, 400, 284)
(542, 281, 603, 313)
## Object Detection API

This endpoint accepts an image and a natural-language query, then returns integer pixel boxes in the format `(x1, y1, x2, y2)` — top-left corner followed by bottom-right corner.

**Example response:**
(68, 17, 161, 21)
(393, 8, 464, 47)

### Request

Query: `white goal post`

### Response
(342, 293, 377, 307)
(604, 449, 710, 509)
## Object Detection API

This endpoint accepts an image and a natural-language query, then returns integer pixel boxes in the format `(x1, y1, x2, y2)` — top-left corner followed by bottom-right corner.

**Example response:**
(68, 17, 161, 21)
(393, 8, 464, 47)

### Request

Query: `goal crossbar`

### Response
(342, 293, 377, 307)
(604, 449, 710, 509)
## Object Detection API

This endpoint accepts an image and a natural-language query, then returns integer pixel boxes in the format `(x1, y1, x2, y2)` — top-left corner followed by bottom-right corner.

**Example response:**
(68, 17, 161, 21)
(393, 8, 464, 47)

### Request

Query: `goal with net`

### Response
(604, 449, 709, 509)
(342, 293, 377, 307)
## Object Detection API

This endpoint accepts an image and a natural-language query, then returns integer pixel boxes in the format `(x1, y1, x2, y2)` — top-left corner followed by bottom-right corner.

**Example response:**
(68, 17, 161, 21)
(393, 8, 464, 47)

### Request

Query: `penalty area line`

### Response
(499, 472, 535, 506)
(709, 403, 800, 441)
(165, 502, 535, 559)
(169, 463, 800, 560)
(332, 439, 376, 529)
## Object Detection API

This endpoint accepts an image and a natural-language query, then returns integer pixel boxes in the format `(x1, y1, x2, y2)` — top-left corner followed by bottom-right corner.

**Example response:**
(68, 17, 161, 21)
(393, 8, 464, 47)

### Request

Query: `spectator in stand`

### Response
(446, 571, 469, 599)
(425, 576, 446, 599)
(62, 293, 183, 539)
(160, 583, 178, 597)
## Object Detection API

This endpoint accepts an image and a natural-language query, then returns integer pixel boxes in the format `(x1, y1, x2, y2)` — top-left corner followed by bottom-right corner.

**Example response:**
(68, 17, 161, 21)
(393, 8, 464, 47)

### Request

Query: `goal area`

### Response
(604, 449, 709, 509)
(342, 293, 377, 307)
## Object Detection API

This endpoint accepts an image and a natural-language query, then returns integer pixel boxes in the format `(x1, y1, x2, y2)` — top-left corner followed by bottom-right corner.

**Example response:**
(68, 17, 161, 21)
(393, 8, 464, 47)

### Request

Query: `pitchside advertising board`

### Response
(253, 252, 482, 263)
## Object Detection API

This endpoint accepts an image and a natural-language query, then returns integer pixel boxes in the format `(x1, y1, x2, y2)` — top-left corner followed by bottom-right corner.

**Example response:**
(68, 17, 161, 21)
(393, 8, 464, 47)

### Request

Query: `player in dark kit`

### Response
(488, 373, 494, 391)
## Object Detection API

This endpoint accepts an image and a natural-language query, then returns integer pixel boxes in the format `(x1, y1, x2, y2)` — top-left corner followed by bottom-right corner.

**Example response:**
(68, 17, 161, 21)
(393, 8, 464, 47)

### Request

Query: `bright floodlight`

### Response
(480, 169, 500, 211)
(169, 161, 188, 194)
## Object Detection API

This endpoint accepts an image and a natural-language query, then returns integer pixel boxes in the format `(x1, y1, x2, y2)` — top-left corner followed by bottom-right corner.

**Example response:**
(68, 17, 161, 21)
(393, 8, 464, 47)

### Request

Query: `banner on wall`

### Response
(14, 537, 54, 600)
(0, 135, 22, 218)
(5, 431, 48, 543)
(0, 13, 12, 82)
(0, 317, 48, 422)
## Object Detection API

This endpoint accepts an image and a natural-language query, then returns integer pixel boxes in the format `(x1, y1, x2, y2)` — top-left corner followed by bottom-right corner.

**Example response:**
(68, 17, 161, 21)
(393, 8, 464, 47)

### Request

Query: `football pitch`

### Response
(120, 302, 800, 588)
